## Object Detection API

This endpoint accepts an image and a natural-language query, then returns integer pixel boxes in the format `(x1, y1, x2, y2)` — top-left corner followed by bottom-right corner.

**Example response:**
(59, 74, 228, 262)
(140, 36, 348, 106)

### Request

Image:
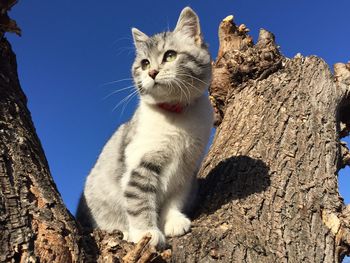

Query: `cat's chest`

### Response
(125, 108, 205, 165)
(124, 98, 212, 171)
(134, 111, 197, 151)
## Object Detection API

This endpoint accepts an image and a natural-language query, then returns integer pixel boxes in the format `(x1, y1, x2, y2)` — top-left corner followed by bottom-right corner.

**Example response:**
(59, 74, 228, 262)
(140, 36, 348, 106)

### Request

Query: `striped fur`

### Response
(76, 7, 213, 248)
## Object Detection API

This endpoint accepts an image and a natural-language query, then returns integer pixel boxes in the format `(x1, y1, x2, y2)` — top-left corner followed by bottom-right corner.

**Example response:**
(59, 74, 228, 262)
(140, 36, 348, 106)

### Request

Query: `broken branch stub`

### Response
(334, 62, 350, 139)
(0, 0, 21, 36)
(209, 15, 282, 126)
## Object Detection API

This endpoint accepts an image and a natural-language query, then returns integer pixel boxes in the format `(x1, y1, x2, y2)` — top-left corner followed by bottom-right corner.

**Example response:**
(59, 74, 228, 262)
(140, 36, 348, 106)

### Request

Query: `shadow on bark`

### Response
(75, 194, 96, 230)
(195, 156, 270, 217)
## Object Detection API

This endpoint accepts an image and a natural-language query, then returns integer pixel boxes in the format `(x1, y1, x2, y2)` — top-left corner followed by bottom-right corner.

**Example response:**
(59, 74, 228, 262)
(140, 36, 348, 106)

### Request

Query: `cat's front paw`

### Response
(164, 213, 191, 237)
(128, 228, 166, 248)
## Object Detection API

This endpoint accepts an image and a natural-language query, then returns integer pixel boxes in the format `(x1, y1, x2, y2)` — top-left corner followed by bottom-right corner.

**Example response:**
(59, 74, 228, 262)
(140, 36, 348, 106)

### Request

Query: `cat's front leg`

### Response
(163, 208, 191, 237)
(161, 189, 191, 237)
(123, 161, 165, 248)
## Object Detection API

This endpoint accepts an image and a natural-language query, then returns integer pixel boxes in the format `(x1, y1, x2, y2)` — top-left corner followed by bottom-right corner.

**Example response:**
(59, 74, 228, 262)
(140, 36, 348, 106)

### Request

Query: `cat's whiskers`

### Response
(175, 78, 191, 104)
(121, 90, 138, 116)
(173, 77, 191, 104)
(111, 36, 135, 57)
(115, 46, 135, 57)
(169, 69, 207, 90)
(163, 79, 175, 95)
(166, 71, 204, 95)
(112, 89, 139, 113)
(160, 75, 183, 100)
(99, 78, 134, 88)
(176, 77, 203, 95)
(102, 85, 136, 100)
(157, 73, 204, 103)
(175, 71, 210, 86)
(111, 36, 133, 46)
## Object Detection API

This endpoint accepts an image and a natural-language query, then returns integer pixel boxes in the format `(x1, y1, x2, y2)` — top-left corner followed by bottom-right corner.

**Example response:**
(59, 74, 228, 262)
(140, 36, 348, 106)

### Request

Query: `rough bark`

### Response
(0, 34, 88, 262)
(169, 16, 350, 263)
(1, 8, 350, 263)
(0, 34, 167, 263)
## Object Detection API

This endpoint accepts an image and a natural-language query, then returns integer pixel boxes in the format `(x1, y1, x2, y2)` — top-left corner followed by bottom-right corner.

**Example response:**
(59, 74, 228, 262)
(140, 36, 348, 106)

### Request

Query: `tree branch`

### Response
(334, 62, 350, 140)
(209, 15, 282, 126)
(340, 141, 350, 168)
(334, 62, 350, 89)
(123, 235, 154, 263)
(0, 0, 21, 37)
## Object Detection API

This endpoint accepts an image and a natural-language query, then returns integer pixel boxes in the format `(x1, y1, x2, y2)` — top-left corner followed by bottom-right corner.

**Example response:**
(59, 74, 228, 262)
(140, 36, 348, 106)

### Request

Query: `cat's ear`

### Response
(131, 27, 149, 49)
(174, 7, 202, 42)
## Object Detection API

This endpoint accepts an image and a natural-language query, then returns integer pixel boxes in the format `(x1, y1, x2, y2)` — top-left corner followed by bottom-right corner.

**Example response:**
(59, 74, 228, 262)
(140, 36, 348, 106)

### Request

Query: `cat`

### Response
(76, 6, 213, 248)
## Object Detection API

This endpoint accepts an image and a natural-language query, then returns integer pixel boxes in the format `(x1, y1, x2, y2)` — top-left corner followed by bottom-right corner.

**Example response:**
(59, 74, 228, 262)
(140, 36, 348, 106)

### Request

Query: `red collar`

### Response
(157, 103, 184, 113)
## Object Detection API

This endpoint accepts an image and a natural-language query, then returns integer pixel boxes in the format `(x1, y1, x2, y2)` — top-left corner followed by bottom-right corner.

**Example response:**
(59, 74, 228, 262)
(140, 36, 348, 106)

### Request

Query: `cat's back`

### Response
(83, 122, 131, 198)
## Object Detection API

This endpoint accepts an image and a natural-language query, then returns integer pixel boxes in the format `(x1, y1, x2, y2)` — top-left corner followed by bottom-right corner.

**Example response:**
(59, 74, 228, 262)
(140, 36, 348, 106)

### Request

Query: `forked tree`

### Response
(1, 4, 349, 263)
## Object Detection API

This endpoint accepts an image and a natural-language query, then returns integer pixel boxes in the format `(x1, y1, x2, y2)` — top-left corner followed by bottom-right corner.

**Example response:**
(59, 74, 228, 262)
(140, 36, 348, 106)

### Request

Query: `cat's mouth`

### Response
(152, 82, 159, 89)
(152, 81, 166, 89)
(153, 78, 173, 87)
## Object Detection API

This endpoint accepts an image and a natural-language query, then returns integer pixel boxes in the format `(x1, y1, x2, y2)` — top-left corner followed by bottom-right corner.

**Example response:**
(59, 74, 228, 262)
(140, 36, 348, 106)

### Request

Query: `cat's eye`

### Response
(141, 59, 150, 70)
(163, 50, 177, 62)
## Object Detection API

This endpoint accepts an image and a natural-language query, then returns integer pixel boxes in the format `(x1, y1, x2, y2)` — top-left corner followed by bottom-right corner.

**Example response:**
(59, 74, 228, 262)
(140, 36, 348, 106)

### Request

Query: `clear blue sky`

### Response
(6, 1, 350, 214)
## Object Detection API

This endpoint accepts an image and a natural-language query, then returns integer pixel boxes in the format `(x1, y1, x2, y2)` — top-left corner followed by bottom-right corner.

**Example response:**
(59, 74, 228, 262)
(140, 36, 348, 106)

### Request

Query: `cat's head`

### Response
(131, 7, 211, 105)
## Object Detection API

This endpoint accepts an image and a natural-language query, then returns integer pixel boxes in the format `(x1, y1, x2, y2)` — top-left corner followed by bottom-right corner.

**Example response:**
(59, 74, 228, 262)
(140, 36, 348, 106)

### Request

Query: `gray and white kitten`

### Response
(76, 7, 213, 247)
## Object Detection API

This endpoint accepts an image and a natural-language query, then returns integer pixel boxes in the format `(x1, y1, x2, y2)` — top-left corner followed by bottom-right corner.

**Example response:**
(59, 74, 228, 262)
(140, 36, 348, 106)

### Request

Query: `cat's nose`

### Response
(148, 69, 159, 79)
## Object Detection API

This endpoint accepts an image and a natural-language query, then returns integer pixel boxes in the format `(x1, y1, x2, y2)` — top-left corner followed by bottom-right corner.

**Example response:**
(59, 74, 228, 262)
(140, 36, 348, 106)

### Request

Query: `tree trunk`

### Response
(0, 35, 88, 262)
(1, 9, 350, 263)
(170, 16, 350, 263)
